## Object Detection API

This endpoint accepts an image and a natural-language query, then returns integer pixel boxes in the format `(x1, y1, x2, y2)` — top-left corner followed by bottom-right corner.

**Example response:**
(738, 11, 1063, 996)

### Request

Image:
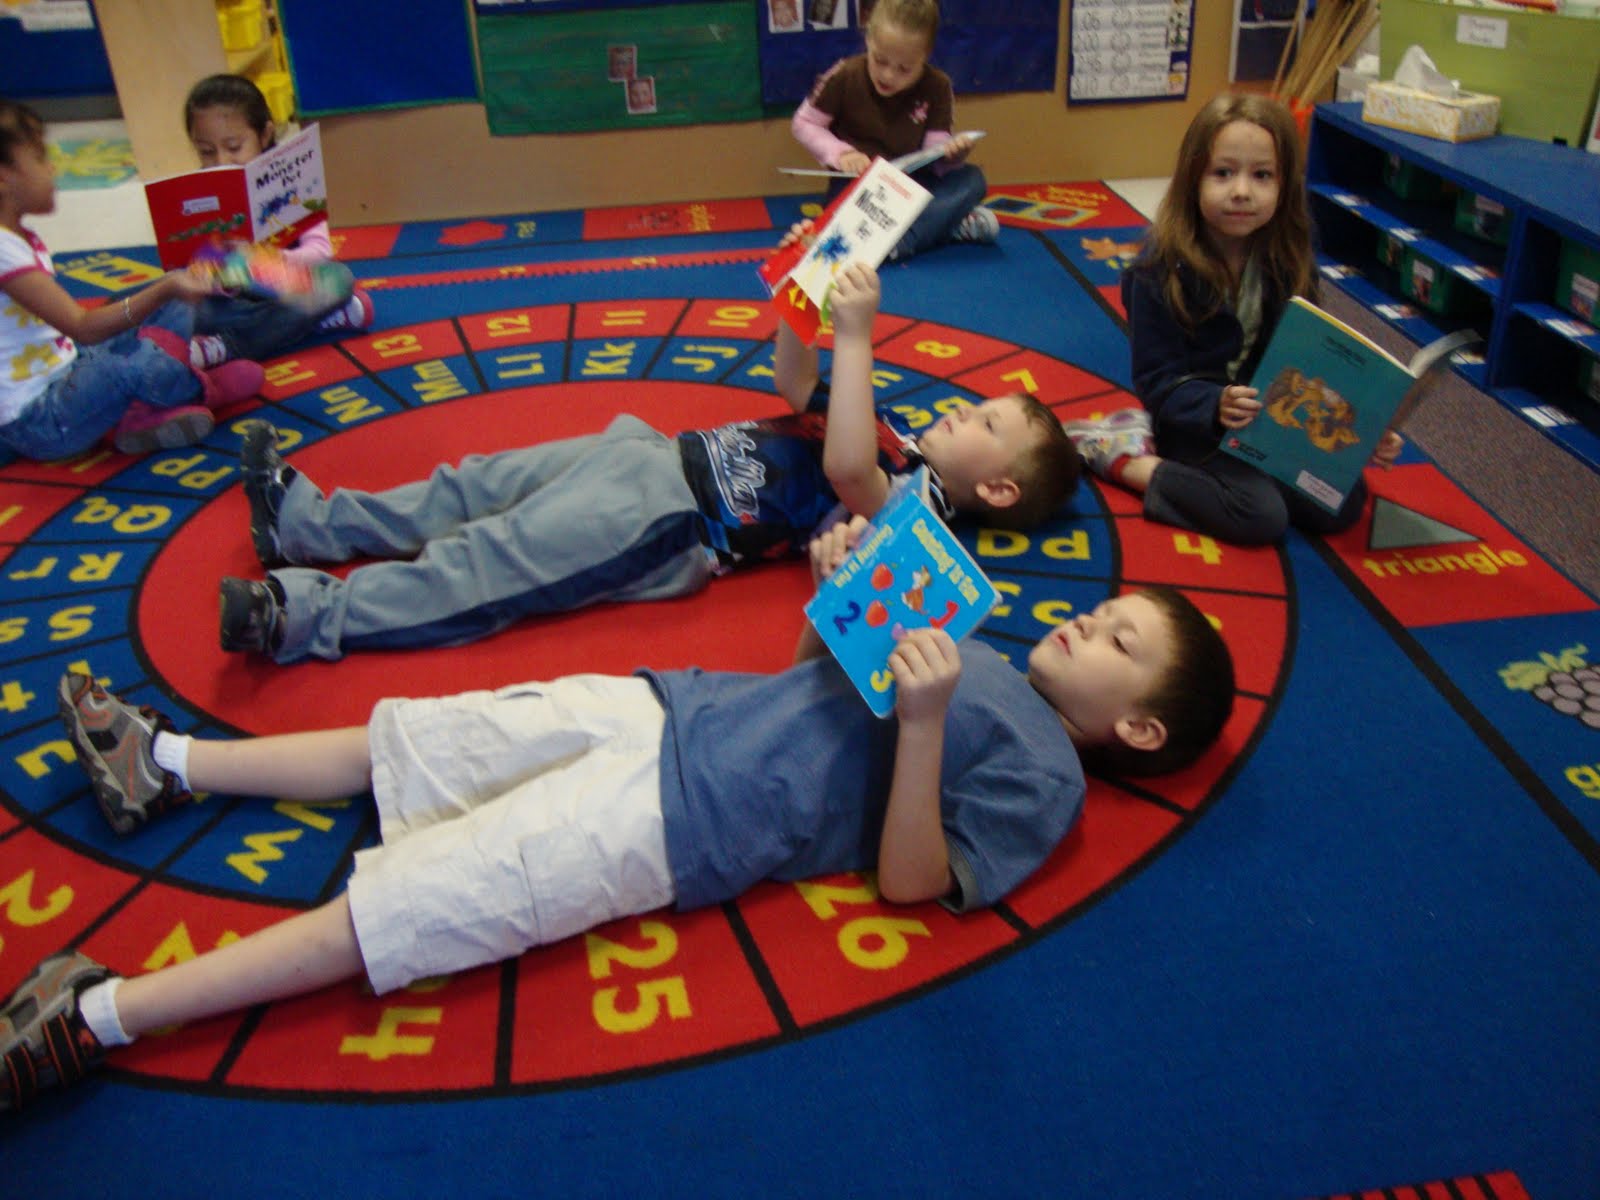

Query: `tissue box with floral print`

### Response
(1362, 81, 1500, 142)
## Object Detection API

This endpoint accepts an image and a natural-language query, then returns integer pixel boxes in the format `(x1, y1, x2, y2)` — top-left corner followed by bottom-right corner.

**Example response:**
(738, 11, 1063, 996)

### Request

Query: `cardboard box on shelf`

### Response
(1362, 80, 1500, 142)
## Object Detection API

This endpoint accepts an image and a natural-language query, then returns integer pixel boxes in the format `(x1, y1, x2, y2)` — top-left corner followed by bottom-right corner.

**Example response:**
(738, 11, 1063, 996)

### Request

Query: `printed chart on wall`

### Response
(1068, 0, 1194, 103)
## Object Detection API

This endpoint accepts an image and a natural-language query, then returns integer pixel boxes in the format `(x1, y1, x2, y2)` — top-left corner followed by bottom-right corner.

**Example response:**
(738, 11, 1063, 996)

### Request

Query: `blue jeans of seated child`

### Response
(825, 161, 988, 261)
(195, 259, 353, 363)
(0, 300, 199, 462)
(1144, 437, 1370, 545)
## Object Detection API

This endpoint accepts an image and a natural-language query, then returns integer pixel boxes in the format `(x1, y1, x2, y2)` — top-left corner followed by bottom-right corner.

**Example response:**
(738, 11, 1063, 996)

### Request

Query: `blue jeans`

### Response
(1145, 438, 1369, 545)
(195, 259, 353, 363)
(825, 161, 989, 261)
(0, 301, 200, 461)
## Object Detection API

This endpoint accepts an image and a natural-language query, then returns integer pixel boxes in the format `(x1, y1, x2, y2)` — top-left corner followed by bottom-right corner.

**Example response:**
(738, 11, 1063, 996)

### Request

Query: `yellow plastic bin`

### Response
(254, 70, 296, 127)
(216, 0, 265, 52)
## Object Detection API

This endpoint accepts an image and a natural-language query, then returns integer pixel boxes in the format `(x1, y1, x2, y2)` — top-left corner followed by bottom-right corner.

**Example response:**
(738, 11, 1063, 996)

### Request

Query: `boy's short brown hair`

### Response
(1080, 586, 1235, 777)
(966, 392, 1082, 531)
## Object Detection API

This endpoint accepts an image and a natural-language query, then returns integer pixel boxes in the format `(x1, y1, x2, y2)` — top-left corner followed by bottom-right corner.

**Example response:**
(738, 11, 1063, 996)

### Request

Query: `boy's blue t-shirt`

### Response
(676, 386, 941, 568)
(639, 643, 1084, 913)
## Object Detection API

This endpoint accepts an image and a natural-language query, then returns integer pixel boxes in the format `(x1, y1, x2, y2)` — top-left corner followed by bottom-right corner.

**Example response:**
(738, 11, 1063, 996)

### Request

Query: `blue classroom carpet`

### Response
(1, 185, 1596, 1198)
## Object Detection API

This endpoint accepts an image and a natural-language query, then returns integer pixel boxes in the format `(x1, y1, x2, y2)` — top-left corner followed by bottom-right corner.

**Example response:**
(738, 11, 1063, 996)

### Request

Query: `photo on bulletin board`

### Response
(803, 0, 852, 29)
(767, 0, 805, 32)
(479, 0, 762, 134)
(1231, 0, 1301, 84)
(1068, 0, 1194, 105)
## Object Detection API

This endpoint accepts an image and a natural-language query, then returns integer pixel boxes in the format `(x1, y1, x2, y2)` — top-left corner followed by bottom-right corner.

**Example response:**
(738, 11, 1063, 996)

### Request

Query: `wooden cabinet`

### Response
(93, 0, 294, 179)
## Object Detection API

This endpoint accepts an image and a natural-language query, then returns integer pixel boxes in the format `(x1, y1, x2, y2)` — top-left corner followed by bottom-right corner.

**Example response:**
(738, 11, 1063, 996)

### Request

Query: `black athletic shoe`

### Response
(239, 420, 297, 570)
(219, 576, 287, 655)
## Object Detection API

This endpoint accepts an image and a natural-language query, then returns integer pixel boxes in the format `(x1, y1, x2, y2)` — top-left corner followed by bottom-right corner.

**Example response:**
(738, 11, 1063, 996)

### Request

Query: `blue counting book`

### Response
(805, 470, 999, 717)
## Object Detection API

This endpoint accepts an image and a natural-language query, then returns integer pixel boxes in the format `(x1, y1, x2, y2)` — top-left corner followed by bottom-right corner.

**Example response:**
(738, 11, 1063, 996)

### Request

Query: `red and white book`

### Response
(144, 124, 328, 269)
(759, 156, 931, 344)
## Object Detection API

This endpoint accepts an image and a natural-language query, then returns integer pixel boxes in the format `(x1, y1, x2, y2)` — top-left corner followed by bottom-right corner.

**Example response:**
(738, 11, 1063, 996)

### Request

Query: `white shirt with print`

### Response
(0, 226, 77, 425)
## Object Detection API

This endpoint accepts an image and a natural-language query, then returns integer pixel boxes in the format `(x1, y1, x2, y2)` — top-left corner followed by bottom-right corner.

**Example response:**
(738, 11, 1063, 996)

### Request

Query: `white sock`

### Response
(151, 730, 193, 790)
(78, 978, 133, 1048)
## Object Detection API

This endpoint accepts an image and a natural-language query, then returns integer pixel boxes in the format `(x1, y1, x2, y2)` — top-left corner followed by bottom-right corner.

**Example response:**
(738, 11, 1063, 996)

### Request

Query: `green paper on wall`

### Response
(480, 2, 762, 135)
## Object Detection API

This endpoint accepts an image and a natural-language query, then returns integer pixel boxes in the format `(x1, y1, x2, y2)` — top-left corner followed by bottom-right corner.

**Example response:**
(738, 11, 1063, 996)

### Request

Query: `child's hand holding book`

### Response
(1370, 429, 1404, 470)
(889, 628, 962, 722)
(809, 514, 870, 588)
(777, 218, 816, 254)
(827, 263, 880, 338)
(1218, 383, 1261, 429)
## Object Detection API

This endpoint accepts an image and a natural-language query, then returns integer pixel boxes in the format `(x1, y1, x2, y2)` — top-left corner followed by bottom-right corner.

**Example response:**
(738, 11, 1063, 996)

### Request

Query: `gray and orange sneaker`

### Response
(57, 671, 191, 835)
(0, 950, 115, 1113)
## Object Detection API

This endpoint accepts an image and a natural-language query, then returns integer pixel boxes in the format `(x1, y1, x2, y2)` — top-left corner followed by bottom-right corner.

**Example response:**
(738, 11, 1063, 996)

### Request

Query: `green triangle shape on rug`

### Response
(1369, 497, 1481, 550)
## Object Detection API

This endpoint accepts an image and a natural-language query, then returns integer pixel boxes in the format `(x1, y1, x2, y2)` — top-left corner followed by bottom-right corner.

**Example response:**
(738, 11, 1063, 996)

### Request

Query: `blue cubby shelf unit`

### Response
(1307, 101, 1600, 473)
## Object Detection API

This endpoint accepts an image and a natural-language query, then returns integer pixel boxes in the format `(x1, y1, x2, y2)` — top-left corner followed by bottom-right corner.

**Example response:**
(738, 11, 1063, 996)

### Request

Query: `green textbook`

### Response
(1220, 297, 1476, 513)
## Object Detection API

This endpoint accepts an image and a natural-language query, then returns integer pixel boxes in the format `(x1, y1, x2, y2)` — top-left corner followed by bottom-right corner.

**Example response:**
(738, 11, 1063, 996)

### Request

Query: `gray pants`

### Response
(270, 415, 715, 662)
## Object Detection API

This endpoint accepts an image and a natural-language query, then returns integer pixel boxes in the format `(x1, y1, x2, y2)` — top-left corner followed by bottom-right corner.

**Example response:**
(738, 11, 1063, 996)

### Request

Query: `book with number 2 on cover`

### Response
(805, 469, 999, 717)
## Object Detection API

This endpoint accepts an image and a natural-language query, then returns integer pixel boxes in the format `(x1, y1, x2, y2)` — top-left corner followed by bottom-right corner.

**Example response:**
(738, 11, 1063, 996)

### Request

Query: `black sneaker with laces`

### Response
(57, 670, 193, 834)
(0, 950, 115, 1113)
(239, 420, 296, 569)
(219, 576, 287, 655)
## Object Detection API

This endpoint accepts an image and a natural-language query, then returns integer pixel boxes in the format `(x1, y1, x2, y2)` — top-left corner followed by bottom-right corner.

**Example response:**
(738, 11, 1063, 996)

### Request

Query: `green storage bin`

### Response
(1556, 239, 1600, 323)
(1453, 191, 1511, 245)
(1400, 247, 1461, 315)
(1581, 352, 1600, 406)
(1382, 152, 1451, 204)
(1377, 229, 1409, 270)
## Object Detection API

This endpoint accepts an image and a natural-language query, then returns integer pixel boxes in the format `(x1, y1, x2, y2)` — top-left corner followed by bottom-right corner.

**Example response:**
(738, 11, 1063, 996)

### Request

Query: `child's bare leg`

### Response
(1115, 454, 1159, 493)
(187, 726, 373, 800)
(114, 895, 363, 1037)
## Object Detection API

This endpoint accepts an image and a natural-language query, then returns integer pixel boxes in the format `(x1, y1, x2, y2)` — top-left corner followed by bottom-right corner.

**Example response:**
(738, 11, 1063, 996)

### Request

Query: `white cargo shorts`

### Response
(345, 674, 673, 994)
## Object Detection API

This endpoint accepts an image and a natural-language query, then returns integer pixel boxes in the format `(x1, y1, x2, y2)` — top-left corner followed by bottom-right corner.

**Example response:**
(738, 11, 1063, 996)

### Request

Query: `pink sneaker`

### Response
(112, 402, 214, 455)
(138, 327, 262, 410)
(199, 359, 265, 410)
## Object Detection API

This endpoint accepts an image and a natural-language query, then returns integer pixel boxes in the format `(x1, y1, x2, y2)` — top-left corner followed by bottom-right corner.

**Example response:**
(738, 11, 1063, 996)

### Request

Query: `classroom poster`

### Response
(479, 1, 761, 134)
(1067, 0, 1194, 104)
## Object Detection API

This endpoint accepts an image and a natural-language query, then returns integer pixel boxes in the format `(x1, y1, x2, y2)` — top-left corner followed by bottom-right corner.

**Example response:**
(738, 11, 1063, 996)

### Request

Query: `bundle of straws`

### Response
(1272, 0, 1381, 107)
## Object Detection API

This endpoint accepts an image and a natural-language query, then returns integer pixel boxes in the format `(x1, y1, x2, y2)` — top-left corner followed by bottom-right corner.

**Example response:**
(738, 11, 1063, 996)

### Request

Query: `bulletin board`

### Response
(277, 0, 480, 115)
(478, 1, 762, 134)
(1067, 0, 1194, 105)
(0, 1, 115, 98)
(757, 0, 1059, 107)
